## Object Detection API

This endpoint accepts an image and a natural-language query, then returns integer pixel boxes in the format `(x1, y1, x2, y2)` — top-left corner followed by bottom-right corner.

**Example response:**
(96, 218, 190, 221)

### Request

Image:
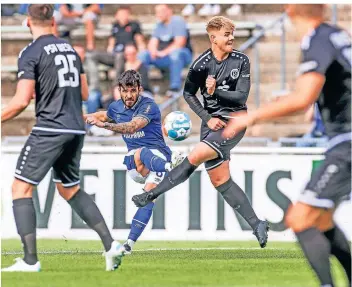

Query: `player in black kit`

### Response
(133, 16, 270, 247)
(223, 5, 351, 287)
(1, 5, 125, 272)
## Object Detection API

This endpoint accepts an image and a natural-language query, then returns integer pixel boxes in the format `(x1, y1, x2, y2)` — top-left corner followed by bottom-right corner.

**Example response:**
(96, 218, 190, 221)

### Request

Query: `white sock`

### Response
(165, 162, 171, 172)
(127, 239, 135, 248)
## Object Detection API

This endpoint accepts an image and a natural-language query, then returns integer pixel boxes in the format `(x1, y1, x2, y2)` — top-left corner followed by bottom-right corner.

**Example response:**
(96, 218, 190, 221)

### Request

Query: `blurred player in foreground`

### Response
(133, 16, 269, 248)
(223, 5, 351, 287)
(1, 4, 125, 272)
(85, 70, 184, 254)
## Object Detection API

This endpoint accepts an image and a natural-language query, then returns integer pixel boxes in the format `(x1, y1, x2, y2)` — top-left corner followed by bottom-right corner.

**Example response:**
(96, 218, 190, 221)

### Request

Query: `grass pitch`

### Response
(1, 239, 348, 287)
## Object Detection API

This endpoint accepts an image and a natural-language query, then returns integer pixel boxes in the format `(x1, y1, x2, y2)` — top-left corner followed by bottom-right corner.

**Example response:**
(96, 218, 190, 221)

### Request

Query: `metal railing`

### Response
(161, 4, 339, 111)
(238, 13, 288, 107)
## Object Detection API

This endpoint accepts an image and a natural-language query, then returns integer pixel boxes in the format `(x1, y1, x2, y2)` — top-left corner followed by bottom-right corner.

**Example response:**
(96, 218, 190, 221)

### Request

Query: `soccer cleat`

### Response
(170, 151, 185, 170)
(123, 240, 135, 255)
(103, 241, 125, 271)
(253, 221, 270, 248)
(132, 191, 155, 208)
(1, 258, 41, 272)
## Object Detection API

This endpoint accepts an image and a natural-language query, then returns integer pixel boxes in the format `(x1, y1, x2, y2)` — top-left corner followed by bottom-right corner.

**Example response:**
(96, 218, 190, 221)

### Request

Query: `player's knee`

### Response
(188, 143, 217, 166)
(209, 174, 229, 187)
(12, 179, 33, 199)
(56, 183, 80, 201)
(134, 148, 145, 173)
(315, 209, 335, 232)
(285, 204, 319, 233)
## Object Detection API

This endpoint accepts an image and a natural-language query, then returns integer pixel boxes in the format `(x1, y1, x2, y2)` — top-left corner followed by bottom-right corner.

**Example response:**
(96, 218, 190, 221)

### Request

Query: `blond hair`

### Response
(206, 16, 235, 33)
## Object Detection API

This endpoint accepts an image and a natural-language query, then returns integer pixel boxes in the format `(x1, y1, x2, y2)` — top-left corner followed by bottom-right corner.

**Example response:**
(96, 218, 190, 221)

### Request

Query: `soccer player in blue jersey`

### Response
(85, 70, 183, 254)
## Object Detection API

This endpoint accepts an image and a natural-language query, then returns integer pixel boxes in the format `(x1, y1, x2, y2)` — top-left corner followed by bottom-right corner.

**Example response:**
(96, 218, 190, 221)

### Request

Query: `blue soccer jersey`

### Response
(107, 96, 172, 161)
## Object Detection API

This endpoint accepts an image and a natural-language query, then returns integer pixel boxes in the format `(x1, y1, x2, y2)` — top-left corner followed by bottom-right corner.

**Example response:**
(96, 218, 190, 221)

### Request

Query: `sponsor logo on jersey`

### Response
(144, 104, 151, 114)
(218, 80, 230, 91)
(123, 131, 145, 139)
(230, 69, 240, 79)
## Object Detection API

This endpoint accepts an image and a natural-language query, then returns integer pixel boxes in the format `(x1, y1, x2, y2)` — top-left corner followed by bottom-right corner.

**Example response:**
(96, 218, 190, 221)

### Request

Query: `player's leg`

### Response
(319, 211, 351, 284)
(53, 134, 124, 271)
(208, 161, 268, 245)
(7, 180, 40, 271)
(285, 142, 351, 286)
(2, 131, 68, 272)
(124, 180, 158, 254)
(134, 147, 184, 173)
(286, 203, 335, 286)
(132, 141, 218, 207)
(204, 128, 269, 247)
(135, 147, 170, 172)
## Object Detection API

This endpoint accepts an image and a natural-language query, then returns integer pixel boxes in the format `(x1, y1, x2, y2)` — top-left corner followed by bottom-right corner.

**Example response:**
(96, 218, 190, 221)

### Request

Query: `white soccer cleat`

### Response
(103, 241, 125, 271)
(1, 258, 41, 272)
(170, 151, 185, 170)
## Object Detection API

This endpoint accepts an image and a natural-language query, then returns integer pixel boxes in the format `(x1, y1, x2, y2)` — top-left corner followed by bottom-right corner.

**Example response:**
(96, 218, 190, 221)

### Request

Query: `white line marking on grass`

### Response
(2, 247, 296, 255)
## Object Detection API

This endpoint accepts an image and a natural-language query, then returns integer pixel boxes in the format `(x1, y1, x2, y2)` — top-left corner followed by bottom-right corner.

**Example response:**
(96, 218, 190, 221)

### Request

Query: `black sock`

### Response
(324, 226, 351, 284)
(216, 178, 260, 230)
(296, 228, 334, 287)
(68, 189, 114, 251)
(13, 198, 38, 265)
(150, 157, 197, 199)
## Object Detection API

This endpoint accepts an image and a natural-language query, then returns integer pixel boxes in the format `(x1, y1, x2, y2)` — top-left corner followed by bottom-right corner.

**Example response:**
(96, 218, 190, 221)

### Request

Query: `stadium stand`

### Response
(2, 4, 351, 140)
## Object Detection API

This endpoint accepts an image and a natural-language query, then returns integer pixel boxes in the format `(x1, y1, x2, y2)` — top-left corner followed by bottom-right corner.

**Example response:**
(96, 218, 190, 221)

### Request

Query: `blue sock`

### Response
(128, 202, 155, 242)
(140, 148, 168, 172)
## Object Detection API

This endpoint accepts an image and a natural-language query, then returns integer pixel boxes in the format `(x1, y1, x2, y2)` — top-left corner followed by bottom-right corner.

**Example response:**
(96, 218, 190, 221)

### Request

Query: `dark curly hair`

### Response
(118, 70, 142, 89)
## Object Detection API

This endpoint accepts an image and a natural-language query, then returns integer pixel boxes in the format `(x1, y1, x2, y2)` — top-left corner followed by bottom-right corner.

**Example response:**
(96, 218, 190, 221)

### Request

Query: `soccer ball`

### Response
(163, 111, 192, 141)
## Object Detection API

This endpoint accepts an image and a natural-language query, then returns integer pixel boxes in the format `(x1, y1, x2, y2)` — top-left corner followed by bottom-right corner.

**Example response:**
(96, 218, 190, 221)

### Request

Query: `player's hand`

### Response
(206, 76, 216, 96)
(207, 118, 227, 131)
(85, 115, 104, 128)
(222, 111, 255, 139)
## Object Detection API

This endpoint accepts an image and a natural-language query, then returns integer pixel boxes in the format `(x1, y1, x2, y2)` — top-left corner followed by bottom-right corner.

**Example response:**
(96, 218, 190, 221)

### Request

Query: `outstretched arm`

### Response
(1, 80, 34, 123)
(222, 72, 325, 139)
(87, 116, 149, 134)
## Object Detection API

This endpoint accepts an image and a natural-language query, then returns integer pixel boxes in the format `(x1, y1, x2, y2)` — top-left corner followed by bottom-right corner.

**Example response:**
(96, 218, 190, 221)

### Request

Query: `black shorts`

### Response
(299, 141, 351, 209)
(14, 130, 84, 187)
(200, 121, 245, 170)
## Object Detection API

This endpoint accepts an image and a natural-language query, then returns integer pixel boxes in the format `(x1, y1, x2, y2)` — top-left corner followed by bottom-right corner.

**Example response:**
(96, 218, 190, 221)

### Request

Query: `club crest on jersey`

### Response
(230, 69, 239, 79)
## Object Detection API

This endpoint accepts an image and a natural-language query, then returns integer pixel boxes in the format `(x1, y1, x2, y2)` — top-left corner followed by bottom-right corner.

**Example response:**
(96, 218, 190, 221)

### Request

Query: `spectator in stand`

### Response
(182, 4, 221, 17)
(112, 44, 153, 101)
(84, 6, 145, 118)
(139, 4, 193, 97)
(55, 4, 102, 50)
(181, 4, 242, 17)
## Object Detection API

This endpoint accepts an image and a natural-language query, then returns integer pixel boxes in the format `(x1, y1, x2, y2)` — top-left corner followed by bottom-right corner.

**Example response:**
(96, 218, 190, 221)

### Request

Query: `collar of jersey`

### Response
(210, 49, 230, 64)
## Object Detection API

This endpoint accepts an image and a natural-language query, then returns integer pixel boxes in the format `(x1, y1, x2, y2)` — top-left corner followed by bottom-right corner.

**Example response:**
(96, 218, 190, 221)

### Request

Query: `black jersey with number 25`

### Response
(17, 34, 85, 132)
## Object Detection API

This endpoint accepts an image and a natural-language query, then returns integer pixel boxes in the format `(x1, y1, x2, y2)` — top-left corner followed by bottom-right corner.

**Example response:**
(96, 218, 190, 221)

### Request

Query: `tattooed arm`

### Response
(98, 117, 149, 134)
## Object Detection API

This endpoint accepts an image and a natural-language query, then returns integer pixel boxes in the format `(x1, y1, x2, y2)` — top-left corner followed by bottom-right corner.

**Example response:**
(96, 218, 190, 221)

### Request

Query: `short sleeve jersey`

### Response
(152, 15, 192, 52)
(297, 23, 351, 137)
(107, 96, 172, 161)
(111, 21, 142, 53)
(17, 34, 85, 132)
